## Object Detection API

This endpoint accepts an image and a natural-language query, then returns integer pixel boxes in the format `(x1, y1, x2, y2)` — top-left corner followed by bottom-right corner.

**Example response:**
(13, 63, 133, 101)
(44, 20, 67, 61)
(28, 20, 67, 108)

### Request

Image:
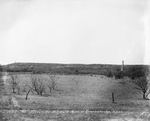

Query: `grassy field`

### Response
(2, 73, 150, 120)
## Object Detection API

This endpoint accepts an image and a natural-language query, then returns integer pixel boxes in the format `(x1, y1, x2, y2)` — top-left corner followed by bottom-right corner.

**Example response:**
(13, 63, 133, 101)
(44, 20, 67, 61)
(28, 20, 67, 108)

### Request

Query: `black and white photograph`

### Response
(0, 0, 150, 120)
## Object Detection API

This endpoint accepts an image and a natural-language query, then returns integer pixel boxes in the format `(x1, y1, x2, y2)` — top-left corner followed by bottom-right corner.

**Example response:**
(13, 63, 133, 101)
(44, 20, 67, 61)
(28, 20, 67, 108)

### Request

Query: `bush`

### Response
(114, 70, 123, 79)
(106, 70, 113, 78)
(125, 66, 148, 79)
(133, 76, 150, 99)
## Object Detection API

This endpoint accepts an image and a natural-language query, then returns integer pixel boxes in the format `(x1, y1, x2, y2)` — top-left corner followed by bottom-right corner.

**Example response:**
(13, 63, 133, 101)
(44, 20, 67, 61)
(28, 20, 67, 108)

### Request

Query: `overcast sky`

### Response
(0, 0, 149, 65)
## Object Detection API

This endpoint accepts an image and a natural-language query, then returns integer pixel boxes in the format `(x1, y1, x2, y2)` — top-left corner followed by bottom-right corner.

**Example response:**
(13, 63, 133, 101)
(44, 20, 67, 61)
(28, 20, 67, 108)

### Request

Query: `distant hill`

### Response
(1, 62, 149, 79)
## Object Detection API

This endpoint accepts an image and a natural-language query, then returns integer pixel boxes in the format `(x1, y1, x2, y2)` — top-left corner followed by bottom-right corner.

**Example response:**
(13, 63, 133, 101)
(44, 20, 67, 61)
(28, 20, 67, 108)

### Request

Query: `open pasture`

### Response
(5, 73, 148, 111)
(2, 73, 150, 120)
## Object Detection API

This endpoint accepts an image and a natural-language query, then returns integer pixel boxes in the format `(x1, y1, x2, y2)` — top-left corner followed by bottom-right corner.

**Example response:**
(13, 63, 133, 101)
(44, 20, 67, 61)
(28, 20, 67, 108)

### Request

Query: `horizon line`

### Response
(2, 62, 149, 66)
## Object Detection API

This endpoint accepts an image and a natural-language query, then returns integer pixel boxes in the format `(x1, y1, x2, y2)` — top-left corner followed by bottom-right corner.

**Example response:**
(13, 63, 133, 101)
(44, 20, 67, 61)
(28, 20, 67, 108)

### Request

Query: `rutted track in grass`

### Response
(2, 109, 150, 121)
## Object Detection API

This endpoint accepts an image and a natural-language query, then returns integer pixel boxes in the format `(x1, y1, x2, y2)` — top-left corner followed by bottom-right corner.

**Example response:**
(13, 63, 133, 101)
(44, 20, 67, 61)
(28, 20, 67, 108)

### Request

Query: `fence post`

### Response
(112, 92, 115, 103)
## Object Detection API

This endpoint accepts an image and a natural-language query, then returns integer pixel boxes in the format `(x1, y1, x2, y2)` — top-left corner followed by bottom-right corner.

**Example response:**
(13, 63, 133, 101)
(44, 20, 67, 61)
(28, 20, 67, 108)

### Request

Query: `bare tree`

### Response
(10, 75, 19, 93)
(22, 85, 27, 93)
(47, 81, 53, 93)
(25, 89, 30, 100)
(23, 83, 31, 100)
(133, 76, 150, 100)
(16, 84, 21, 94)
(47, 75, 57, 93)
(29, 75, 46, 96)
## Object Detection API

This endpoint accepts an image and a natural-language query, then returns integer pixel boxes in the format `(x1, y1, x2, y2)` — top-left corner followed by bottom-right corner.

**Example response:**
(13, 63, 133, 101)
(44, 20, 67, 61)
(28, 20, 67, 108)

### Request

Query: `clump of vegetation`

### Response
(29, 75, 46, 96)
(105, 70, 114, 78)
(47, 75, 57, 93)
(9, 75, 20, 94)
(125, 65, 148, 80)
(133, 76, 150, 100)
(24, 74, 58, 99)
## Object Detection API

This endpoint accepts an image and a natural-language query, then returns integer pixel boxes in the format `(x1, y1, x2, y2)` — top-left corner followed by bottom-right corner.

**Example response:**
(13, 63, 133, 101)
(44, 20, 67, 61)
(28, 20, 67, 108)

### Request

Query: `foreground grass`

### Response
(1, 92, 149, 121)
(2, 109, 150, 121)
(5, 94, 148, 121)
(15, 94, 150, 111)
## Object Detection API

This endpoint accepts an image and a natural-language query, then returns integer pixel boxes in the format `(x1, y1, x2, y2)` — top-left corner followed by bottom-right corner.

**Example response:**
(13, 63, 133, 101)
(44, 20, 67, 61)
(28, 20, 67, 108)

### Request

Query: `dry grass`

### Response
(7, 74, 148, 110)
(3, 74, 150, 120)
(3, 109, 150, 121)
